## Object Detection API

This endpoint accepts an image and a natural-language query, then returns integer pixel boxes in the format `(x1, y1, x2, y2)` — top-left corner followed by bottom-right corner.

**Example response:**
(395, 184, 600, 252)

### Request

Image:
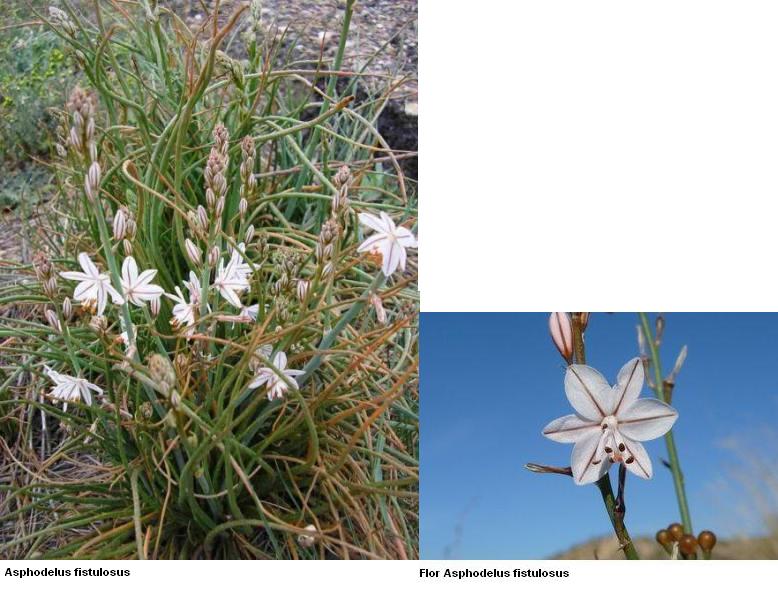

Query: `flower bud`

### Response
(113, 207, 128, 241)
(45, 309, 61, 332)
(549, 312, 574, 363)
(56, 143, 67, 158)
(369, 293, 386, 324)
(208, 246, 220, 267)
(185, 238, 203, 266)
(215, 196, 225, 219)
(239, 197, 248, 218)
(90, 315, 108, 334)
(697, 530, 716, 553)
(62, 297, 72, 320)
(44, 277, 58, 298)
(297, 524, 317, 548)
(245, 224, 255, 243)
(296, 279, 309, 302)
(322, 262, 334, 278)
(197, 205, 209, 231)
(86, 162, 101, 199)
(150, 296, 160, 317)
(206, 188, 216, 209)
(123, 239, 133, 255)
(147, 353, 177, 397)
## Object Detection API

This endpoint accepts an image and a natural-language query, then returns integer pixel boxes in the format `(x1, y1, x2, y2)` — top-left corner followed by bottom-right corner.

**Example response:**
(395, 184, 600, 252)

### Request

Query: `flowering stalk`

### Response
(638, 312, 693, 533)
(571, 313, 639, 559)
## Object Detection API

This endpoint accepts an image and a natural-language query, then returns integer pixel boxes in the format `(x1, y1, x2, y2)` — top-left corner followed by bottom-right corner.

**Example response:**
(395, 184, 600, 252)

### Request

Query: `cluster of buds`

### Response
(204, 124, 230, 221)
(241, 0, 263, 46)
(219, 50, 246, 89)
(330, 165, 353, 218)
(656, 523, 717, 559)
(112, 206, 137, 255)
(270, 250, 304, 295)
(66, 87, 98, 162)
(33, 251, 58, 298)
(239, 136, 257, 219)
(316, 219, 340, 277)
(48, 6, 76, 37)
(187, 205, 210, 241)
(147, 353, 178, 400)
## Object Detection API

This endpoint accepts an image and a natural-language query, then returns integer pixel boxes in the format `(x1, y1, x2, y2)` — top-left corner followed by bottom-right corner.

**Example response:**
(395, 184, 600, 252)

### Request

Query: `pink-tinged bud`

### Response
(123, 239, 133, 255)
(549, 312, 574, 363)
(239, 197, 248, 218)
(85, 118, 95, 143)
(215, 196, 225, 218)
(296, 279, 309, 302)
(62, 297, 72, 320)
(369, 293, 386, 324)
(322, 262, 334, 278)
(150, 296, 160, 317)
(88, 141, 98, 162)
(45, 309, 61, 332)
(245, 224, 255, 243)
(208, 246, 220, 267)
(44, 277, 58, 298)
(85, 162, 101, 202)
(205, 188, 216, 209)
(197, 205, 209, 230)
(72, 111, 83, 131)
(113, 208, 128, 241)
(69, 127, 80, 150)
(185, 238, 202, 266)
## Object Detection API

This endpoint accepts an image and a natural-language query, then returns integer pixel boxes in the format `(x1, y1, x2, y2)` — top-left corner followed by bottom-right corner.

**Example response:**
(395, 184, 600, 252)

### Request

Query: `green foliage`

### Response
(0, 4, 77, 168)
(0, 0, 417, 559)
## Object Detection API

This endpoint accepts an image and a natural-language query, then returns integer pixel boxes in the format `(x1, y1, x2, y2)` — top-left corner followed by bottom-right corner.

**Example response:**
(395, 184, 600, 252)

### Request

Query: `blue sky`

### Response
(420, 313, 778, 559)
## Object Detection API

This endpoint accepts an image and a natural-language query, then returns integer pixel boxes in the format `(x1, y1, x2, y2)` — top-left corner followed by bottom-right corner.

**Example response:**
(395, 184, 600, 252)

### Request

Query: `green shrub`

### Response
(0, 0, 418, 559)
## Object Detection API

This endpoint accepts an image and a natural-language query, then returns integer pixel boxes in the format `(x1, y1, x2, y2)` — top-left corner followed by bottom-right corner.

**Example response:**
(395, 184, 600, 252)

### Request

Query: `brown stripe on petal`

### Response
(618, 412, 677, 426)
(612, 358, 639, 415)
(569, 366, 606, 417)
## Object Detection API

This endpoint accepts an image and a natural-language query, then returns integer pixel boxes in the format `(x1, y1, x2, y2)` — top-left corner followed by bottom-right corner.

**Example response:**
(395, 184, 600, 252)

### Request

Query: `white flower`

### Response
(357, 211, 417, 277)
(44, 366, 103, 412)
(247, 351, 304, 400)
(166, 272, 206, 334)
(120, 256, 165, 307)
(213, 243, 252, 307)
(240, 304, 259, 321)
(542, 357, 678, 485)
(60, 252, 124, 316)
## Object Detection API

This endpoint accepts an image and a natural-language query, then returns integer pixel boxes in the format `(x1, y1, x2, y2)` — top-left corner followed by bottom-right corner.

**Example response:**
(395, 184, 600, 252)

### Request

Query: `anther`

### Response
(604, 446, 613, 454)
(618, 443, 626, 452)
(625, 456, 634, 464)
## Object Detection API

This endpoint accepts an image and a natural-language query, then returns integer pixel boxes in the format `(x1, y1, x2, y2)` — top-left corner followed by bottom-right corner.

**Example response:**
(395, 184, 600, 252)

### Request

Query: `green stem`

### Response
(571, 313, 639, 559)
(638, 312, 693, 534)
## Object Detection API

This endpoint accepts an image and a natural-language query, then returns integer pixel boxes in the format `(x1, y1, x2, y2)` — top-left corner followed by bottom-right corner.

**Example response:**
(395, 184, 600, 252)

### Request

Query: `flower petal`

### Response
(78, 253, 99, 277)
(542, 414, 600, 443)
(571, 430, 611, 485)
(564, 364, 611, 421)
(610, 357, 644, 415)
(621, 436, 653, 479)
(381, 240, 404, 276)
(274, 351, 288, 371)
(357, 232, 389, 254)
(359, 212, 388, 234)
(618, 398, 678, 441)
(394, 226, 417, 248)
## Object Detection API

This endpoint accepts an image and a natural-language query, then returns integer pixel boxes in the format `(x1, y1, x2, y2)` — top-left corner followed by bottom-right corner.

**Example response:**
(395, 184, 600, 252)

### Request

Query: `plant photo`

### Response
(0, 0, 418, 560)
(421, 313, 778, 560)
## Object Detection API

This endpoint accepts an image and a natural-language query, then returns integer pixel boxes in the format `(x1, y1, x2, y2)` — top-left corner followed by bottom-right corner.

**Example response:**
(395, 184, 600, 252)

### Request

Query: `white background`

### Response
(0, 560, 773, 602)
(4, 1, 778, 602)
(420, 0, 778, 310)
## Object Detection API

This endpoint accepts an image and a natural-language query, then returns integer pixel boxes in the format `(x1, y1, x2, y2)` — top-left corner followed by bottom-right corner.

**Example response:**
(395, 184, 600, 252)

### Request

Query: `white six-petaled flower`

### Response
(247, 351, 304, 400)
(44, 366, 103, 412)
(213, 243, 252, 307)
(357, 211, 417, 277)
(60, 252, 124, 316)
(120, 256, 165, 307)
(166, 271, 205, 334)
(542, 357, 679, 485)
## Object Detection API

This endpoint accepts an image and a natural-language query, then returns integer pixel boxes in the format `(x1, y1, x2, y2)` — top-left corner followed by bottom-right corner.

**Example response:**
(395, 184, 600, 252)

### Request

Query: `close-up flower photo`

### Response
(0, 0, 418, 559)
(422, 313, 778, 560)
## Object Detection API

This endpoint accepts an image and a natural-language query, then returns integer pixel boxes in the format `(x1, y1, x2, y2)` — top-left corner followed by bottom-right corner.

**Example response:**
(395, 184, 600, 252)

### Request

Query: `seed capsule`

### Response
(678, 534, 698, 556)
(667, 523, 684, 542)
(655, 529, 671, 546)
(697, 530, 717, 552)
